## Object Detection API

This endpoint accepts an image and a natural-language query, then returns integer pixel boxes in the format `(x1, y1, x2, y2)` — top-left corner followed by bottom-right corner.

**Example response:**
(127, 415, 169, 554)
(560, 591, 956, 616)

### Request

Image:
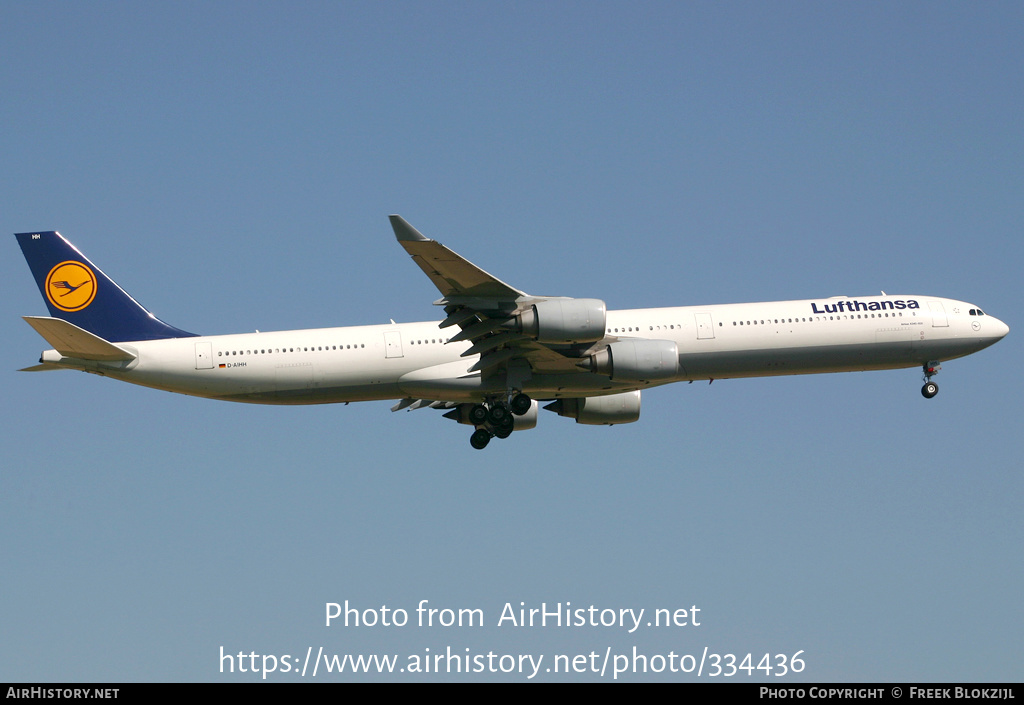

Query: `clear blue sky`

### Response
(3, 2, 1021, 682)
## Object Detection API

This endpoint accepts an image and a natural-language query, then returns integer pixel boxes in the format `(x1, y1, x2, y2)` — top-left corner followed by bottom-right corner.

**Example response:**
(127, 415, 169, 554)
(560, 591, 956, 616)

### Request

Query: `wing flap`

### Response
(390, 398, 458, 412)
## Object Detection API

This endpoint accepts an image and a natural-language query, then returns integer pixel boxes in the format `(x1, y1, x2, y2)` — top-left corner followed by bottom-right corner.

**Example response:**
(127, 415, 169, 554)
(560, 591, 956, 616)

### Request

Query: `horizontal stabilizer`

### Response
(23, 316, 137, 362)
(18, 362, 65, 372)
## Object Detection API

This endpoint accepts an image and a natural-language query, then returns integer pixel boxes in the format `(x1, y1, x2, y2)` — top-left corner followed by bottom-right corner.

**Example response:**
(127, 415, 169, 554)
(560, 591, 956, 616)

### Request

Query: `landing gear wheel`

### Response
(493, 424, 513, 439)
(495, 414, 514, 434)
(470, 428, 492, 450)
(487, 404, 510, 425)
(468, 404, 489, 425)
(510, 393, 532, 416)
(922, 382, 939, 399)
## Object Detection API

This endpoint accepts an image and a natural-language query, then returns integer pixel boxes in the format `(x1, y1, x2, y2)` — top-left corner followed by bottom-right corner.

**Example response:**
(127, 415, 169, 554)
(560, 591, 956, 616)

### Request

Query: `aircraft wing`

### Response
(390, 216, 596, 381)
(389, 215, 526, 301)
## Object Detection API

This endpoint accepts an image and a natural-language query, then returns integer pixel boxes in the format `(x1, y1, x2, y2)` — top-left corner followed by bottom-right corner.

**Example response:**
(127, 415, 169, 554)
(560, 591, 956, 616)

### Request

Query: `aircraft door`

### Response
(695, 313, 715, 340)
(929, 300, 949, 327)
(194, 342, 213, 369)
(384, 330, 404, 358)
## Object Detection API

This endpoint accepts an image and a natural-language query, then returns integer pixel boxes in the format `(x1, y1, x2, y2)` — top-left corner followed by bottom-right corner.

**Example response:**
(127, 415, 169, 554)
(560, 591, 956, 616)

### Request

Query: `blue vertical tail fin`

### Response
(16, 231, 197, 342)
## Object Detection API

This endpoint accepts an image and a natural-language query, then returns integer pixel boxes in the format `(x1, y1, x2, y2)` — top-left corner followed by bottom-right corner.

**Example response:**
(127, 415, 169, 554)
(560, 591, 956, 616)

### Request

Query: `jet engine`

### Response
(544, 390, 641, 425)
(510, 298, 607, 344)
(583, 339, 679, 383)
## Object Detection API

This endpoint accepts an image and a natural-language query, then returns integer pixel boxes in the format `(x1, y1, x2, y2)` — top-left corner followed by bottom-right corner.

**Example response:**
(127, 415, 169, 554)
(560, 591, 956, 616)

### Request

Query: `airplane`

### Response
(16, 217, 1009, 450)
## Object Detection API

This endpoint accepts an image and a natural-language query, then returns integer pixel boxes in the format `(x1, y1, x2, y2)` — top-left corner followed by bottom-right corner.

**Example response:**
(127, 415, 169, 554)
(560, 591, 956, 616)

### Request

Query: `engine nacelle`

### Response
(513, 298, 606, 344)
(544, 390, 641, 425)
(585, 339, 679, 383)
(512, 400, 539, 431)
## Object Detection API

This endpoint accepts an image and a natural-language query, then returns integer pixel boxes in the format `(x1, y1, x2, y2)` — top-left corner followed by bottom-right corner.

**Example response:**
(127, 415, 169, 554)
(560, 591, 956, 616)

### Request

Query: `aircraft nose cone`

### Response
(981, 315, 1010, 340)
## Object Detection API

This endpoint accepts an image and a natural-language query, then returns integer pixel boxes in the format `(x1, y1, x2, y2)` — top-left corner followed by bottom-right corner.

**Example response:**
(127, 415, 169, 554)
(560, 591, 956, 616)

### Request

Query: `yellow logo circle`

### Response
(45, 261, 97, 312)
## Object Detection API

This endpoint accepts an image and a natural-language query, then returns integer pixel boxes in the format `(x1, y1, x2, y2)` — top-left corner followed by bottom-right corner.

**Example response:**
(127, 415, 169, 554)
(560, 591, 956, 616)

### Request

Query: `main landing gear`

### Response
(468, 393, 532, 450)
(921, 361, 941, 399)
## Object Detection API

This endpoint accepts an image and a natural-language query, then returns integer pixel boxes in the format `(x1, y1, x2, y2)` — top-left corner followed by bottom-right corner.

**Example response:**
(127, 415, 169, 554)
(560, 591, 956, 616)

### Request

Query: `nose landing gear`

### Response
(921, 361, 941, 399)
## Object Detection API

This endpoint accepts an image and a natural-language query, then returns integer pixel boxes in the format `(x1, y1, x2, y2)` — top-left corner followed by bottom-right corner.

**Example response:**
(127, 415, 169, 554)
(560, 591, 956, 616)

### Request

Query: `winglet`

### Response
(389, 215, 430, 242)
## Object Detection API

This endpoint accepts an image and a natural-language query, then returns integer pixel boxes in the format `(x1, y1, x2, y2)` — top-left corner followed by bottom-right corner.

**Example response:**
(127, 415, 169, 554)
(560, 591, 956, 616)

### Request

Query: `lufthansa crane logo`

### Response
(45, 261, 97, 312)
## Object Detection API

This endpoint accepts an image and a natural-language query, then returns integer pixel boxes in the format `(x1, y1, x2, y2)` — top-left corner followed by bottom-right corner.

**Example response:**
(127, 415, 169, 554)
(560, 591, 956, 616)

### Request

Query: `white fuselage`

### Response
(50, 295, 1007, 405)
